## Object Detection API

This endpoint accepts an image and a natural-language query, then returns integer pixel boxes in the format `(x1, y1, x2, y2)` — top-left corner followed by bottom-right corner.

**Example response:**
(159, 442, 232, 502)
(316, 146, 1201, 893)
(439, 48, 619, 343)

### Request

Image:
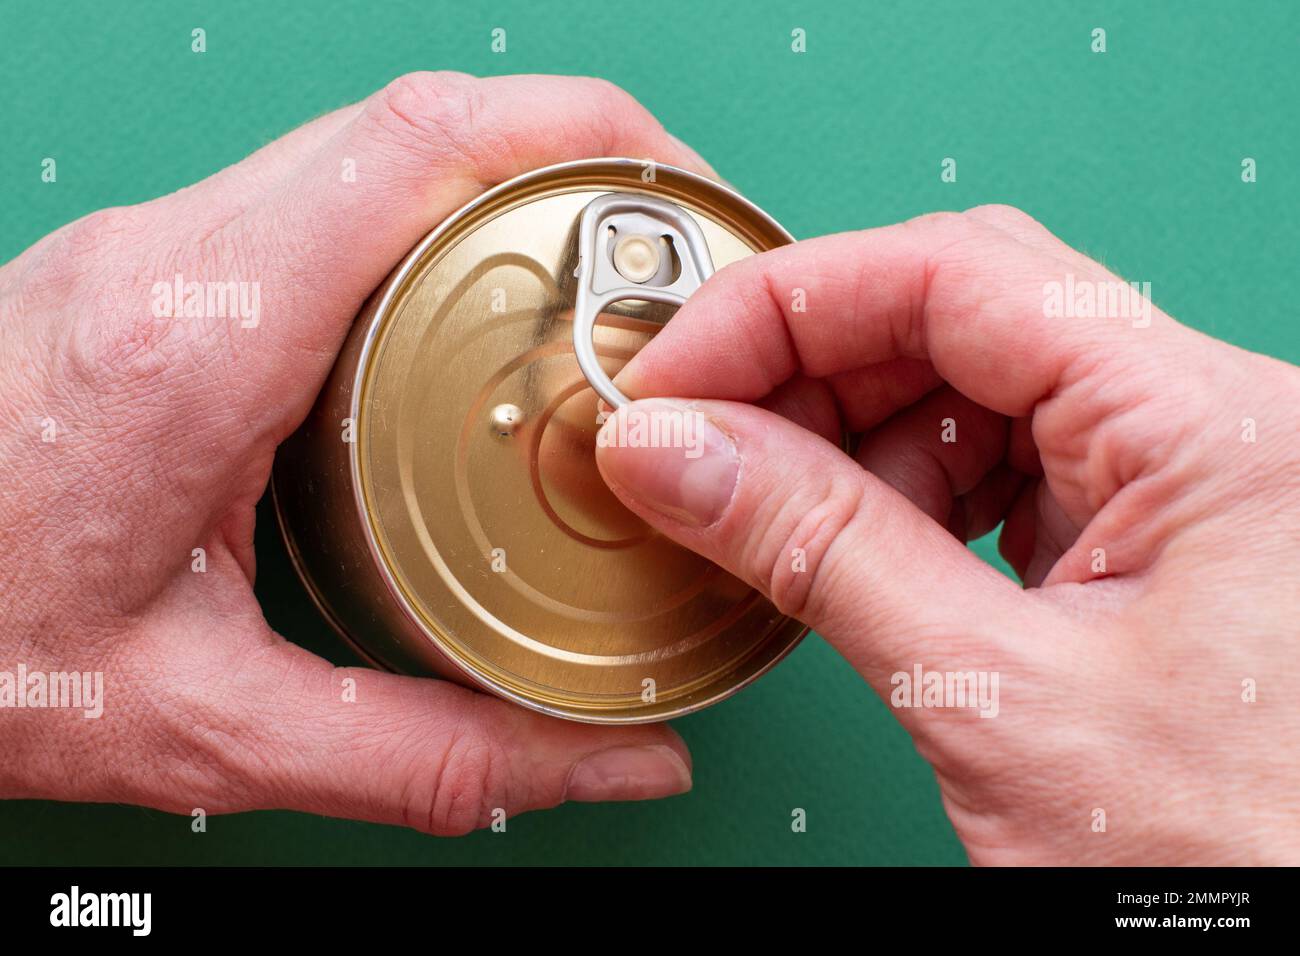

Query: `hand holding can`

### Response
(0, 73, 709, 834)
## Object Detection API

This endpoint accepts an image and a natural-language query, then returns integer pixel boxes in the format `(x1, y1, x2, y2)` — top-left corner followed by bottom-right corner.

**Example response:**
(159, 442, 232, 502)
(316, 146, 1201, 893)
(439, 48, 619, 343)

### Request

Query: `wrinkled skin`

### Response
(0, 73, 705, 835)
(596, 207, 1300, 864)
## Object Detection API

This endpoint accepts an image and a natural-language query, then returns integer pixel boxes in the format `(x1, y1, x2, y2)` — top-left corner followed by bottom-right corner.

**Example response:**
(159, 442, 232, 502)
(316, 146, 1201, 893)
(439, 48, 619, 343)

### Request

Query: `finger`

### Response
(221, 643, 693, 835)
(826, 358, 943, 431)
(957, 463, 1029, 543)
(90, 72, 715, 447)
(854, 386, 1009, 527)
(963, 203, 1108, 275)
(595, 398, 1027, 686)
(615, 207, 1180, 421)
(611, 207, 1202, 549)
(997, 477, 1080, 587)
(188, 77, 712, 253)
(234, 71, 715, 391)
(1023, 482, 1082, 587)
(756, 373, 841, 443)
(999, 478, 1040, 580)
(1007, 414, 1043, 476)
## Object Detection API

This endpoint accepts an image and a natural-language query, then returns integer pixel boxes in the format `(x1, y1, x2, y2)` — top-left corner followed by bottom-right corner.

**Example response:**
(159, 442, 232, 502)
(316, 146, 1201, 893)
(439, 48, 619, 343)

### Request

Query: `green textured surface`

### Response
(1, 0, 1296, 865)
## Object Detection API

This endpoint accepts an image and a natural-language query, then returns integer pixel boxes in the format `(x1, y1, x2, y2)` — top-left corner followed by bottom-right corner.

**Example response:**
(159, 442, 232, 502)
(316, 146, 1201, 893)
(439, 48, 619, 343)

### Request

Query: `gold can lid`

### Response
(355, 159, 804, 722)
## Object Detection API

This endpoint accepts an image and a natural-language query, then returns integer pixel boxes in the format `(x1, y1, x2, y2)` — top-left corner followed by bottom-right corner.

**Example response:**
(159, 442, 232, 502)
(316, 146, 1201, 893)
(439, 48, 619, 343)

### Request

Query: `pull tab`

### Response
(572, 193, 715, 409)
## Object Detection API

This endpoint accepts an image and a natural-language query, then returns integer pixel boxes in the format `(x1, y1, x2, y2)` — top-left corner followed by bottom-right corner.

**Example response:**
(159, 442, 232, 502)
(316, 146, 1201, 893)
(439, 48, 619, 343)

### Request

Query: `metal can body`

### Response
(272, 158, 805, 723)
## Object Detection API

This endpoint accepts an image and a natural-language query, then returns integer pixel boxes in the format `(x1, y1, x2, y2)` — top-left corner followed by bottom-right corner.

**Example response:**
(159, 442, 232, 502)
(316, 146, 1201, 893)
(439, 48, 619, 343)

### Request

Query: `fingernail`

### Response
(595, 399, 739, 527)
(565, 745, 693, 802)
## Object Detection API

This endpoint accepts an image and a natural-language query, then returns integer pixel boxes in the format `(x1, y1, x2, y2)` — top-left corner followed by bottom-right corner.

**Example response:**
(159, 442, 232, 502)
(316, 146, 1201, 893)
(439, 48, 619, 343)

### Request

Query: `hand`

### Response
(595, 205, 1300, 864)
(0, 73, 709, 834)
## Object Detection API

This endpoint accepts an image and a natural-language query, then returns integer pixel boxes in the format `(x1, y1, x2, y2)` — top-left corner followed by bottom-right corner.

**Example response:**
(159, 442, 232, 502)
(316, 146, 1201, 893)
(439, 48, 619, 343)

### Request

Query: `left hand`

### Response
(0, 72, 712, 834)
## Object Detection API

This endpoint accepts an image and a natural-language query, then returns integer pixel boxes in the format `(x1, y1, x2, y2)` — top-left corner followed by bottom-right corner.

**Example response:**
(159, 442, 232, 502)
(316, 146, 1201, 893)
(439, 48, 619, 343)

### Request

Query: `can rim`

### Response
(347, 157, 804, 724)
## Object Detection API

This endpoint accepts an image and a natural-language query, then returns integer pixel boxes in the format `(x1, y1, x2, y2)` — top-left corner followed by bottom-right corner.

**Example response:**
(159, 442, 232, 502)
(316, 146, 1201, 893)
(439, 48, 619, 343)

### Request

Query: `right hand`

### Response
(595, 205, 1300, 864)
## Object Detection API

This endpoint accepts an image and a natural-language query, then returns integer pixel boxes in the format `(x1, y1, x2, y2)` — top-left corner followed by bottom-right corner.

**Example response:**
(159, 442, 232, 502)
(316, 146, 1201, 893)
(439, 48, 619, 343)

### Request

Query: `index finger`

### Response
(616, 207, 1180, 419)
(67, 72, 715, 448)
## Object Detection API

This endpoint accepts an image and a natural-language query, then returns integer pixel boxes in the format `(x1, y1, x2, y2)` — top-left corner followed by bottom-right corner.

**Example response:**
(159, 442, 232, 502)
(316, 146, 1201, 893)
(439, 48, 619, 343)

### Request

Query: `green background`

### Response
(1, 0, 1296, 865)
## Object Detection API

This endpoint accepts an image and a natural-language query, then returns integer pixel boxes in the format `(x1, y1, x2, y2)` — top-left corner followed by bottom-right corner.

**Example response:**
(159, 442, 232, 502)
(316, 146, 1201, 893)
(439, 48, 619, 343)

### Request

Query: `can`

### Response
(272, 157, 805, 723)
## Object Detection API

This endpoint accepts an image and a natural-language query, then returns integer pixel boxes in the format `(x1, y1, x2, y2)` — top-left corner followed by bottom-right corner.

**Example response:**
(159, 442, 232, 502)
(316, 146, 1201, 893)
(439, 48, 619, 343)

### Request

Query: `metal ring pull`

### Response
(572, 193, 716, 409)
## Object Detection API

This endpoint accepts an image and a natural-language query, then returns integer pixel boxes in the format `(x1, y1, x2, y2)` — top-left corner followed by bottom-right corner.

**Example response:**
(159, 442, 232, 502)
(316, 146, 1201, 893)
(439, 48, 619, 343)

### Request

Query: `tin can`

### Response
(272, 157, 805, 723)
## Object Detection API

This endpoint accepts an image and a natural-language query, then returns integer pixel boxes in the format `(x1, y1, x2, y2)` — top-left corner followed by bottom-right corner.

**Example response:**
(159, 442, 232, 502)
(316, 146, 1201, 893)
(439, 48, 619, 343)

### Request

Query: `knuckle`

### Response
(22, 206, 207, 395)
(899, 211, 993, 269)
(59, 205, 153, 257)
(962, 203, 1046, 237)
(963, 202, 1037, 227)
(577, 76, 658, 148)
(580, 76, 641, 114)
(61, 272, 182, 390)
(759, 473, 867, 622)
(905, 208, 1034, 258)
(898, 210, 1020, 323)
(18, 206, 151, 308)
(418, 712, 510, 836)
(57, 234, 244, 396)
(367, 71, 485, 168)
(904, 210, 971, 235)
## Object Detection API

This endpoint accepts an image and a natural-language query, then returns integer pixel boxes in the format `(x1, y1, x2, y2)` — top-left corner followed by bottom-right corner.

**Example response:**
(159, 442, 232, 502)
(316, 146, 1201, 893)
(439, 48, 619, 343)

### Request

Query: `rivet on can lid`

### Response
(489, 403, 524, 436)
(612, 233, 661, 283)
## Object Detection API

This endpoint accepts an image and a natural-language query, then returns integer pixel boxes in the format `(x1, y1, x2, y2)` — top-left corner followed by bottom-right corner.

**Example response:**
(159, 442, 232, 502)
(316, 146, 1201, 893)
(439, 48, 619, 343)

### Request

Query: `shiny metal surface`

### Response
(273, 158, 804, 722)
(572, 192, 716, 409)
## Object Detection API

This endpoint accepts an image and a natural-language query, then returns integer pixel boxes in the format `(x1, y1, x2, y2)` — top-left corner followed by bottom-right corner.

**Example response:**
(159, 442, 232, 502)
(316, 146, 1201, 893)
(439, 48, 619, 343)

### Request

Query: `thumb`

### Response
(595, 398, 1025, 684)
(215, 643, 693, 836)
